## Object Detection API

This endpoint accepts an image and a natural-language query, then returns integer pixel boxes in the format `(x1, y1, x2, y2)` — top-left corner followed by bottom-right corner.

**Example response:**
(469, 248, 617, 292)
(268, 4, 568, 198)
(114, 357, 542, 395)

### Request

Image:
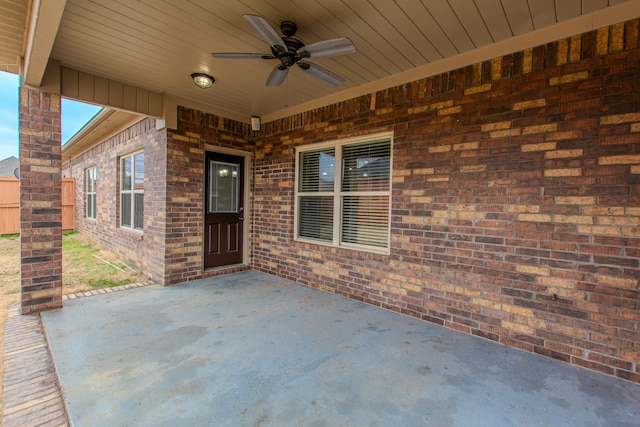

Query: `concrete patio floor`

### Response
(37, 270, 640, 426)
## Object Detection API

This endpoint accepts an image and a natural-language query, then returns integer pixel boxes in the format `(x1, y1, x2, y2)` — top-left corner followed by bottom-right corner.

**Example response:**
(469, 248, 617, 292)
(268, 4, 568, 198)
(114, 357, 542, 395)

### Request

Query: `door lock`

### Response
(238, 207, 244, 221)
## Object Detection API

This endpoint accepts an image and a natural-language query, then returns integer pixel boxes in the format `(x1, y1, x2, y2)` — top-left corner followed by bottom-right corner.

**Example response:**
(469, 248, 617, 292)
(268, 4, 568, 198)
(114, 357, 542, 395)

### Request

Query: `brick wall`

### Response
(252, 19, 640, 382)
(164, 107, 254, 284)
(63, 118, 167, 283)
(19, 87, 63, 314)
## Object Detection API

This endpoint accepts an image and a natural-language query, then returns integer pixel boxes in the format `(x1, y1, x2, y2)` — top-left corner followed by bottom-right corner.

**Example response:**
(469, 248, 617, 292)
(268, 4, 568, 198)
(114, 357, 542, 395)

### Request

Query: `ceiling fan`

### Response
(212, 15, 356, 87)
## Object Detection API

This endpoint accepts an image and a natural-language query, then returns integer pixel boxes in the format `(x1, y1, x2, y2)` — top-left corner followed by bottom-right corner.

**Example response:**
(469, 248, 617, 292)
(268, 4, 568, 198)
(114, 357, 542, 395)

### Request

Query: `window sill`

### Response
(294, 237, 390, 256)
(119, 226, 144, 238)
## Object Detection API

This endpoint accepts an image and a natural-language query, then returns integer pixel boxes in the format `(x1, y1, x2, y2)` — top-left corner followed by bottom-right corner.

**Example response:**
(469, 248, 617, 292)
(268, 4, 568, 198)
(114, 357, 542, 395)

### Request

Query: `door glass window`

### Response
(209, 160, 239, 213)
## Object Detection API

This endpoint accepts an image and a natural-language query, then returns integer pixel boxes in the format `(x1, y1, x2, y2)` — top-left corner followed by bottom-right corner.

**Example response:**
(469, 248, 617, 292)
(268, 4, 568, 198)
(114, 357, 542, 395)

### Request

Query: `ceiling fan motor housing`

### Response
(272, 21, 307, 68)
(280, 20, 298, 37)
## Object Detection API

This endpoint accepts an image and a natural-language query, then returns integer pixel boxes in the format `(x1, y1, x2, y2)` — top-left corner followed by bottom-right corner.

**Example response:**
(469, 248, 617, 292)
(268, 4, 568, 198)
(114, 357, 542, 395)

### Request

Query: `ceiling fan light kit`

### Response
(191, 72, 215, 89)
(213, 14, 356, 87)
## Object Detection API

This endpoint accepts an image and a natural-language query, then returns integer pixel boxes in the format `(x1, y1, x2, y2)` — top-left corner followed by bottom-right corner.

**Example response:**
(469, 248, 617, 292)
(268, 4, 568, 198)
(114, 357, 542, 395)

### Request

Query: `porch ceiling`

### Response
(2, 0, 639, 124)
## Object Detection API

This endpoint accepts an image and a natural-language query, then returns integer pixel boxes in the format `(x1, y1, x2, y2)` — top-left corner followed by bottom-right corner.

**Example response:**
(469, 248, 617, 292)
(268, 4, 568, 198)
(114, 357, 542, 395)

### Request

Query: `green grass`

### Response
(2, 231, 77, 239)
(62, 234, 139, 289)
(86, 278, 132, 288)
(0, 232, 142, 292)
(63, 236, 100, 256)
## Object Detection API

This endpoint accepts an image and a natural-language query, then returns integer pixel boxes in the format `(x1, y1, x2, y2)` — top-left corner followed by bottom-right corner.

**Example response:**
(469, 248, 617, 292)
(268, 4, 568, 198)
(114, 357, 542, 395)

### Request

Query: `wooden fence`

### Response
(62, 178, 75, 232)
(0, 177, 19, 235)
(0, 177, 75, 235)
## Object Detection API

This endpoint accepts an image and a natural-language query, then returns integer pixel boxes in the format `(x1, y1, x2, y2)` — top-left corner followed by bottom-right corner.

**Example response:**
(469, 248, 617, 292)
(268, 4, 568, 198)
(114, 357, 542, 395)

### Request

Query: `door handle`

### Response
(238, 207, 244, 221)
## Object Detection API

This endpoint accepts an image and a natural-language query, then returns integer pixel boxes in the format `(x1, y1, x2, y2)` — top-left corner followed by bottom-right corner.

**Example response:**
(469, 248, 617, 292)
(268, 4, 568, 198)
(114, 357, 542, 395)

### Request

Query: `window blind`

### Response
(295, 135, 392, 252)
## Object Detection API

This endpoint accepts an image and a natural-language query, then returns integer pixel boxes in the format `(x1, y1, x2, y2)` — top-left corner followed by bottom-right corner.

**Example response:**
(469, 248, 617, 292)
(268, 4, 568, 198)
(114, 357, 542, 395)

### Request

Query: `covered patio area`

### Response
(1, 0, 639, 384)
(6, 271, 640, 426)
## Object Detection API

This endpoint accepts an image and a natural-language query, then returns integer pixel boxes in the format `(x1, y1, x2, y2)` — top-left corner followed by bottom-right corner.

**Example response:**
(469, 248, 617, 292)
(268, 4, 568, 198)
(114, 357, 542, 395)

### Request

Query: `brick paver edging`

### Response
(2, 306, 68, 427)
(61, 281, 155, 301)
(2, 281, 155, 427)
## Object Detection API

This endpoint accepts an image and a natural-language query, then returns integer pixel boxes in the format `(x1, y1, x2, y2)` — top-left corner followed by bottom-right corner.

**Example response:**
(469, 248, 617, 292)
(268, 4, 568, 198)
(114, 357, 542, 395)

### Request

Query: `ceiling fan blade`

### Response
(243, 14, 286, 51)
(298, 62, 345, 86)
(212, 53, 274, 59)
(298, 38, 356, 59)
(266, 66, 289, 86)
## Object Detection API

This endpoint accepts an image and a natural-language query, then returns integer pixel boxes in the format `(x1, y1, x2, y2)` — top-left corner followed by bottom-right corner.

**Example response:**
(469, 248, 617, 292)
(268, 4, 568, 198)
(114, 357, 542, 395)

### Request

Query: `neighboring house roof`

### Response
(0, 156, 19, 178)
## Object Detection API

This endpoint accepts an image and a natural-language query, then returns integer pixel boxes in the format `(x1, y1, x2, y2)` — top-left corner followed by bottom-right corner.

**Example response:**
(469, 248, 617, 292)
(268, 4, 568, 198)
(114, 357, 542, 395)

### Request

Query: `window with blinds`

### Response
(295, 134, 392, 253)
(120, 151, 144, 231)
(85, 167, 97, 219)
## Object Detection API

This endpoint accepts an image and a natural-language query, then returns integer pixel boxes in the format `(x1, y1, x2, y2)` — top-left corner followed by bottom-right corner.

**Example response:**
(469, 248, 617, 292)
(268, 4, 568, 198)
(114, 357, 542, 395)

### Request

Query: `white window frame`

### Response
(120, 150, 144, 231)
(85, 166, 97, 219)
(294, 132, 393, 254)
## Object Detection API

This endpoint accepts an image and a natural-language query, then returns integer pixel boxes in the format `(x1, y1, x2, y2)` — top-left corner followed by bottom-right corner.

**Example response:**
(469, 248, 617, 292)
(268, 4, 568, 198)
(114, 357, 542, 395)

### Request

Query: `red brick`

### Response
(19, 87, 63, 314)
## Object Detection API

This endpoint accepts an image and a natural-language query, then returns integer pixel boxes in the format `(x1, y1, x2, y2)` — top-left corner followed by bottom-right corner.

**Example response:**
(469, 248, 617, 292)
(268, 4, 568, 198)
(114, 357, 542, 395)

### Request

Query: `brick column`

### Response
(19, 86, 63, 314)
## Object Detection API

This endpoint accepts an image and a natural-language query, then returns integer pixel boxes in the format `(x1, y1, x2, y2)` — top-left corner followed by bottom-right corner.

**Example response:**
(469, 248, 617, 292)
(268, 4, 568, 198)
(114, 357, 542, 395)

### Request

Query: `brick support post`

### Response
(19, 86, 63, 314)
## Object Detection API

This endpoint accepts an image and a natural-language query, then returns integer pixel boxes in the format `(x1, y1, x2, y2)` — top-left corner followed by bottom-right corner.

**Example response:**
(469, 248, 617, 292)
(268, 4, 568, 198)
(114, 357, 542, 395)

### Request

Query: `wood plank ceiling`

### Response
(0, 0, 29, 74)
(1, 0, 638, 122)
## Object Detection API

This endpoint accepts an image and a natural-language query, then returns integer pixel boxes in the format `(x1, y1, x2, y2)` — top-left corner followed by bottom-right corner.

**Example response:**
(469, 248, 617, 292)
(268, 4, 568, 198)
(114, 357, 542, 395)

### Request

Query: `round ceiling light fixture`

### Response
(191, 72, 215, 89)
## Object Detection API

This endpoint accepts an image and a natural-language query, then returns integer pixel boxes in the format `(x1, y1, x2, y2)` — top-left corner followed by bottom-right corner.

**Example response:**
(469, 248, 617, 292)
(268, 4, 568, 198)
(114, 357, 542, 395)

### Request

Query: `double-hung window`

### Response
(295, 133, 392, 253)
(120, 151, 144, 230)
(85, 166, 97, 219)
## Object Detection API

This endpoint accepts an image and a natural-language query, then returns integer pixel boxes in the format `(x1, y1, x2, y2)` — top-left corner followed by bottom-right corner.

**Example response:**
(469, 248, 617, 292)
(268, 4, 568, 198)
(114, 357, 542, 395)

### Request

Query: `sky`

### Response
(0, 71, 102, 160)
